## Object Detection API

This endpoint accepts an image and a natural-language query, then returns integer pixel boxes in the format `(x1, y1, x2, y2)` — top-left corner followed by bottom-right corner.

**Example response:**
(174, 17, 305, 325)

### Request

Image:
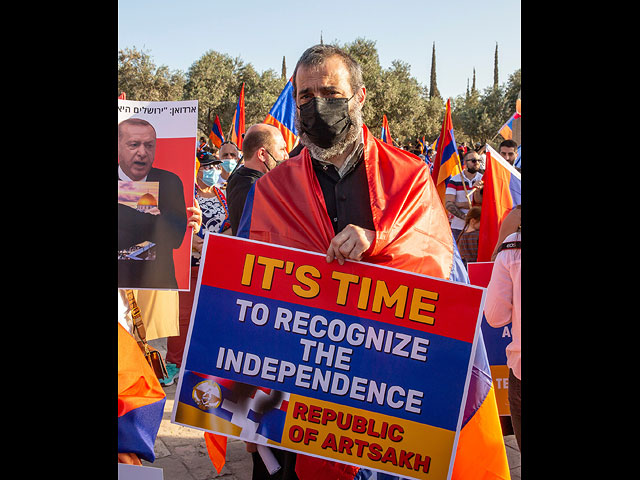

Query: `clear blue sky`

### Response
(118, 0, 520, 100)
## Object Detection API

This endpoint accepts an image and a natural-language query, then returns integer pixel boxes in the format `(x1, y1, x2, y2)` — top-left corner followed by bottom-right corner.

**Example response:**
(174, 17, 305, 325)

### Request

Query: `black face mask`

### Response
(297, 94, 355, 149)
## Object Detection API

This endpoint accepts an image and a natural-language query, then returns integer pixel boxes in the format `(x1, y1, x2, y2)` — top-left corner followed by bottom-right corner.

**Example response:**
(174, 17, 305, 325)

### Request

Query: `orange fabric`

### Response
(451, 387, 511, 480)
(117, 323, 165, 417)
(204, 432, 228, 473)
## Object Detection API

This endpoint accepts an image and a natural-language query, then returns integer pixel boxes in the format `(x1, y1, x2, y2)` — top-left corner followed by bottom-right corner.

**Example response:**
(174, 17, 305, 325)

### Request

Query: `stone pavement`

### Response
(142, 383, 521, 480)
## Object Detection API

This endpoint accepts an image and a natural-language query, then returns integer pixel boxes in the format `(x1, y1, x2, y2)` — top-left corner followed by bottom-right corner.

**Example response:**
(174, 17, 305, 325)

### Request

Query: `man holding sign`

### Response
(184, 44, 510, 480)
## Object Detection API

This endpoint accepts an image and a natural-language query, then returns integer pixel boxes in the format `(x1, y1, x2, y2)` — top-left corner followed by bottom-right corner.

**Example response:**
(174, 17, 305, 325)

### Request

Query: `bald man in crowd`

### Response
(225, 123, 289, 235)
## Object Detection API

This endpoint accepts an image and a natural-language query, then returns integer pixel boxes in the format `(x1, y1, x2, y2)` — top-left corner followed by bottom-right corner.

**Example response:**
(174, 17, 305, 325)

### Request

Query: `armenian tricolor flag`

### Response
(381, 114, 393, 145)
(498, 111, 521, 140)
(230, 83, 245, 150)
(264, 77, 298, 152)
(477, 144, 522, 262)
(209, 115, 225, 148)
(417, 135, 427, 154)
(118, 323, 166, 463)
(431, 98, 462, 205)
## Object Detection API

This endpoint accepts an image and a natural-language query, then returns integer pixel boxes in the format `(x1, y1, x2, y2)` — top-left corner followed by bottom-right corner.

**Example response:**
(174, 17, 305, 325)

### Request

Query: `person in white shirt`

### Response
(445, 151, 483, 240)
(485, 230, 521, 451)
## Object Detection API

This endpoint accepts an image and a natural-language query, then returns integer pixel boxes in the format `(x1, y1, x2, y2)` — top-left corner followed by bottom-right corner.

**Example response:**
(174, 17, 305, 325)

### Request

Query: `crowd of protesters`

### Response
(118, 43, 521, 479)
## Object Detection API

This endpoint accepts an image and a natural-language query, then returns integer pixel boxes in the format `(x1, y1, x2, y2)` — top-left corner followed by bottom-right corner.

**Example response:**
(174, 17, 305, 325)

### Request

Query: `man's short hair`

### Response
(499, 139, 518, 150)
(219, 140, 239, 153)
(241, 124, 279, 160)
(118, 117, 156, 139)
(463, 150, 479, 161)
(292, 44, 364, 98)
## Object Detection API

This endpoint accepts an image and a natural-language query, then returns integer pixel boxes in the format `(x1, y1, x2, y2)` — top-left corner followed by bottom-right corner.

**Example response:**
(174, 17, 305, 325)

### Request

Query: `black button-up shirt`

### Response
(310, 144, 375, 235)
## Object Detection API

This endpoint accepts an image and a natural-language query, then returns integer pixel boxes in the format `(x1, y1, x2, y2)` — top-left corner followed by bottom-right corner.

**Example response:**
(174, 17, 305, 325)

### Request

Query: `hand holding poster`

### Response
(172, 234, 487, 480)
(117, 99, 198, 291)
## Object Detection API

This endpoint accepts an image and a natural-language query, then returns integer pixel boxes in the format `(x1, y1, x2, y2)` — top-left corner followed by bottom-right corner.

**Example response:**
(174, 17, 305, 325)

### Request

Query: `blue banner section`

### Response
(251, 407, 287, 442)
(118, 397, 166, 463)
(184, 286, 474, 432)
(480, 314, 509, 365)
(509, 173, 521, 206)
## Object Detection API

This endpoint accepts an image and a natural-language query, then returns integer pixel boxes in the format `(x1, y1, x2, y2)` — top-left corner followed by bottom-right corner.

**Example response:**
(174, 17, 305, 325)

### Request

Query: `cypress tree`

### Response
(429, 42, 440, 99)
(281, 56, 287, 80)
(493, 43, 499, 89)
(472, 67, 476, 93)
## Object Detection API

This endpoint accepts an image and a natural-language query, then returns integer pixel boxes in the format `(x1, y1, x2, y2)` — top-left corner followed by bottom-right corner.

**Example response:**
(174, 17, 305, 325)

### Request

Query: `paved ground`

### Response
(142, 383, 521, 479)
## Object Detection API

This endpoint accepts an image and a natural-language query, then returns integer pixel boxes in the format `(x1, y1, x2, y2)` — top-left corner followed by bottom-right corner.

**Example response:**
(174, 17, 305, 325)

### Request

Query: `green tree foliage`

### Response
(494, 43, 499, 89)
(341, 38, 444, 146)
(429, 43, 440, 100)
(340, 37, 383, 129)
(182, 50, 286, 139)
(452, 68, 521, 146)
(503, 68, 521, 111)
(182, 50, 238, 138)
(118, 47, 185, 101)
(118, 42, 520, 148)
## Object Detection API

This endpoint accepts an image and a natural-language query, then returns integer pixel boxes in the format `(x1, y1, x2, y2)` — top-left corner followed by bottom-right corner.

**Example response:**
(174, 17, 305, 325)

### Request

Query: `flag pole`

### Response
(455, 150, 473, 209)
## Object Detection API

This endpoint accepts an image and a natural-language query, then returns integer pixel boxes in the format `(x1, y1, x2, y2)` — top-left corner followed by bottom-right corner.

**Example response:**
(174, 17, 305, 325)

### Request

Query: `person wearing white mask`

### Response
(217, 140, 241, 188)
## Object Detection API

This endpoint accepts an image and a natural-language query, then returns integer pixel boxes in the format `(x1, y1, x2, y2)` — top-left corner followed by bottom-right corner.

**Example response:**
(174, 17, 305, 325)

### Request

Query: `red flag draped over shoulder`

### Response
(242, 125, 454, 279)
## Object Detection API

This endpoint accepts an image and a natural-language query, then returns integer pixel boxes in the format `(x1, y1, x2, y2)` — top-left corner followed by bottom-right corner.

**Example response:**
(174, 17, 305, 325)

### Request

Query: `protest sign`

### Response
(118, 99, 197, 291)
(173, 234, 486, 480)
(466, 262, 511, 416)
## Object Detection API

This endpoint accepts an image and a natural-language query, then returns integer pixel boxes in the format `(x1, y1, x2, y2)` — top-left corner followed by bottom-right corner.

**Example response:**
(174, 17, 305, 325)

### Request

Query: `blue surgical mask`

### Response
(221, 159, 237, 173)
(201, 168, 220, 186)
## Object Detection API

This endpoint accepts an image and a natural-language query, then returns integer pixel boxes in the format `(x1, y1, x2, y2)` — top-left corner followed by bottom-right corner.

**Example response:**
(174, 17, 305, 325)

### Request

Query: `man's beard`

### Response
(295, 100, 363, 162)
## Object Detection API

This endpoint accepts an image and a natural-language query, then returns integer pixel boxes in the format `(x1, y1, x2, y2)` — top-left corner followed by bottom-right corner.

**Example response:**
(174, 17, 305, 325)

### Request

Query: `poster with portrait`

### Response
(118, 99, 198, 291)
(172, 234, 487, 480)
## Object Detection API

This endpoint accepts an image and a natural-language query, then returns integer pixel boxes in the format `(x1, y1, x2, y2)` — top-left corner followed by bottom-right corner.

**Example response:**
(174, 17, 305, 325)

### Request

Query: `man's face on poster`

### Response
(118, 122, 157, 181)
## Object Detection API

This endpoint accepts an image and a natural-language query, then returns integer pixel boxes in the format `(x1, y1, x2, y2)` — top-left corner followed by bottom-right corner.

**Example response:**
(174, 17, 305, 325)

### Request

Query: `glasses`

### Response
(202, 163, 221, 170)
(466, 158, 478, 163)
